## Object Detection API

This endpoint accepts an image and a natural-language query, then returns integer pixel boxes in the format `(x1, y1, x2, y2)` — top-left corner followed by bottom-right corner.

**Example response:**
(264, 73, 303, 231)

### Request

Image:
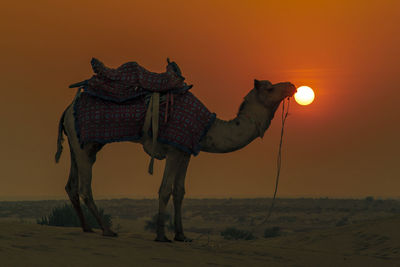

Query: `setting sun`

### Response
(294, 86, 315, 105)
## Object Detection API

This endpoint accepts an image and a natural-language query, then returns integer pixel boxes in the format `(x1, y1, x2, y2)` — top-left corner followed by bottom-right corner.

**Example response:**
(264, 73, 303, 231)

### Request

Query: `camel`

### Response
(55, 79, 296, 242)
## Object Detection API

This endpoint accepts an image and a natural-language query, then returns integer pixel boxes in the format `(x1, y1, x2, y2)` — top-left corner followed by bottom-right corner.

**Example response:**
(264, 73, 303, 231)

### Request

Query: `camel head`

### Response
(254, 79, 297, 109)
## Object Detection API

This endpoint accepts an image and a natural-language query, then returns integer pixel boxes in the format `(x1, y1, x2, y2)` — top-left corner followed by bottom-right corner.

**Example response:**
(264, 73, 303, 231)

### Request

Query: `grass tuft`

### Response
(264, 226, 281, 238)
(221, 227, 256, 240)
(37, 203, 112, 229)
(144, 213, 174, 232)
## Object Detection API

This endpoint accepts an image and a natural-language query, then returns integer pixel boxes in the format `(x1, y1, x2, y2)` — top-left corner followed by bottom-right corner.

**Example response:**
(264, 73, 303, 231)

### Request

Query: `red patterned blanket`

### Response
(74, 91, 215, 155)
(84, 58, 191, 102)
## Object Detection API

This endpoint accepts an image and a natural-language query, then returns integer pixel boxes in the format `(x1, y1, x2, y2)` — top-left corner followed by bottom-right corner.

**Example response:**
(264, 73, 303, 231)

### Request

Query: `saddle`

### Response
(69, 58, 192, 101)
(70, 58, 193, 174)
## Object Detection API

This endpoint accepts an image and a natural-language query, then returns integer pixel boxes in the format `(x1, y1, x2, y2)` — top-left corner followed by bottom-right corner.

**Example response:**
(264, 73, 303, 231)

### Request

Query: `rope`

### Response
(188, 98, 291, 244)
(262, 97, 290, 224)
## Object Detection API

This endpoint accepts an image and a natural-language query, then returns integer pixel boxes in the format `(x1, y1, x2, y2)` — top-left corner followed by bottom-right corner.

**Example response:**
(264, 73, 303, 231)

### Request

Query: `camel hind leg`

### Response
(65, 144, 93, 233)
(75, 143, 117, 237)
(63, 102, 115, 236)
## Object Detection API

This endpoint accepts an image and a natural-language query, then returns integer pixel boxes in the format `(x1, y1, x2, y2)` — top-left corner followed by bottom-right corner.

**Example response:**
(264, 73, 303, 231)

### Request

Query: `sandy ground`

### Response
(0, 216, 398, 266)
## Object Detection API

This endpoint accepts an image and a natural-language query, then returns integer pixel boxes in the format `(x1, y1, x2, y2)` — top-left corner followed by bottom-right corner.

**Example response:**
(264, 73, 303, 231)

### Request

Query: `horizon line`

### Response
(0, 195, 399, 201)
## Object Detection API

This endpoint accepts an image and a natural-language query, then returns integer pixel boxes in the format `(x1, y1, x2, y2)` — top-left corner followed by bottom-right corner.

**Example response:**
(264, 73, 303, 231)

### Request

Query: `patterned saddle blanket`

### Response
(74, 91, 216, 155)
(81, 58, 192, 102)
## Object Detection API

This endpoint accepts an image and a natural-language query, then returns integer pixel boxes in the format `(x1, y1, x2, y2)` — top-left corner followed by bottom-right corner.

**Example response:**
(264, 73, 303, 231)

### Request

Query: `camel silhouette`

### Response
(55, 79, 296, 242)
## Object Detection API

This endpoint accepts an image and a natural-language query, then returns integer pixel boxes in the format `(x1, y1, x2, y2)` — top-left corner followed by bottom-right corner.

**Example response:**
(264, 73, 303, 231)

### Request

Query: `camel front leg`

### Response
(173, 153, 191, 242)
(155, 148, 186, 242)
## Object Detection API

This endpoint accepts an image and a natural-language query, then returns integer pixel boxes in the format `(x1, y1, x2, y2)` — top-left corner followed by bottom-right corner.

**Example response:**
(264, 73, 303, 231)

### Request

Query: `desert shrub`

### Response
(264, 226, 281, 238)
(37, 203, 112, 229)
(278, 216, 297, 223)
(220, 227, 256, 240)
(365, 196, 374, 202)
(236, 216, 247, 223)
(144, 213, 174, 232)
(186, 227, 212, 234)
(335, 216, 349, 227)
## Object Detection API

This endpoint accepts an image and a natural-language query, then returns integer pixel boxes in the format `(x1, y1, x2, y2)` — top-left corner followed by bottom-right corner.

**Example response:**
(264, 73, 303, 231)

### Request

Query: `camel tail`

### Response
(55, 107, 68, 163)
(55, 89, 81, 163)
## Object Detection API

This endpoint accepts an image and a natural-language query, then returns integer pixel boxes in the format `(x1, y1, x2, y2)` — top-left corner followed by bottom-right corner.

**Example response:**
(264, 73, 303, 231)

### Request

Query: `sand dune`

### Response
(0, 216, 398, 266)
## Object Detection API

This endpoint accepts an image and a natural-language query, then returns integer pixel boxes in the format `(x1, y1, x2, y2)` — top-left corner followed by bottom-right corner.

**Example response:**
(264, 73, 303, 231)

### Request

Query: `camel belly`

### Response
(141, 136, 167, 160)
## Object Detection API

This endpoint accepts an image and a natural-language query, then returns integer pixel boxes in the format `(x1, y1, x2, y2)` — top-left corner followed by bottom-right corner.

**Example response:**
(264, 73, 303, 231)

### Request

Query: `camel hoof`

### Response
(174, 235, 193, 242)
(154, 236, 172, 242)
(102, 229, 118, 237)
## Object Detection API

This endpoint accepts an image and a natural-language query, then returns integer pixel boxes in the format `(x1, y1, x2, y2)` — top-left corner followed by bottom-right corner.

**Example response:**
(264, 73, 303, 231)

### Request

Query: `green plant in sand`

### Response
(263, 226, 281, 238)
(144, 213, 174, 232)
(37, 203, 112, 229)
(221, 227, 256, 240)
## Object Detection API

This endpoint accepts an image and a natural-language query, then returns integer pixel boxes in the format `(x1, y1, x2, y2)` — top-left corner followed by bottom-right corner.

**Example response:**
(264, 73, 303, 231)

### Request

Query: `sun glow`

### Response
(294, 86, 315, 105)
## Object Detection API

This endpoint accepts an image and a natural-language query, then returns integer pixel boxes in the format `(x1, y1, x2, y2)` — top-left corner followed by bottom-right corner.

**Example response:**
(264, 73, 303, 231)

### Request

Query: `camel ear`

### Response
(254, 79, 260, 89)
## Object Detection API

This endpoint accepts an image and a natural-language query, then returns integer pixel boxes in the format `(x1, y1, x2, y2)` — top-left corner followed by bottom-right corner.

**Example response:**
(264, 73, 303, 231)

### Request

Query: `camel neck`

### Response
(200, 90, 278, 153)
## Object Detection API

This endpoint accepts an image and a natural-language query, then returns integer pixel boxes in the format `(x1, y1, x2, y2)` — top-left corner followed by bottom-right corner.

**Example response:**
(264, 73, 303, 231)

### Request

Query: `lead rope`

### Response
(262, 97, 290, 224)
(189, 97, 291, 247)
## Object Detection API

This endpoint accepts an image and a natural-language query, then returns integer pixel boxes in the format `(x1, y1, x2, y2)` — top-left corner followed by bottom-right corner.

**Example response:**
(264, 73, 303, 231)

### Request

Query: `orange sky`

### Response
(1, 0, 399, 199)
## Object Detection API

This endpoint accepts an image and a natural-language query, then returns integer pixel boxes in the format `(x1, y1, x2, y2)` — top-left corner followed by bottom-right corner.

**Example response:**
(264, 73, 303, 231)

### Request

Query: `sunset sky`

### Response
(1, 0, 399, 200)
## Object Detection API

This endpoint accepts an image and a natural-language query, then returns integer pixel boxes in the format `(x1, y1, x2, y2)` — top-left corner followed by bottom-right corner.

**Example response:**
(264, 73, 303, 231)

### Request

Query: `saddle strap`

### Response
(143, 92, 160, 174)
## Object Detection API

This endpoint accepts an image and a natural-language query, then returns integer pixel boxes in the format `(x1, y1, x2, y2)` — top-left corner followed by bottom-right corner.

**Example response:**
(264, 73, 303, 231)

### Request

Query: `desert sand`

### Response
(0, 215, 398, 266)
